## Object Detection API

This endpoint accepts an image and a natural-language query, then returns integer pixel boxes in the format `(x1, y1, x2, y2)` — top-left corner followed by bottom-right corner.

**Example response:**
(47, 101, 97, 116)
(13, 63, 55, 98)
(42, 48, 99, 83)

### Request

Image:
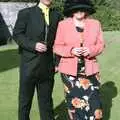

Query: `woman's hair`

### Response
(70, 10, 89, 18)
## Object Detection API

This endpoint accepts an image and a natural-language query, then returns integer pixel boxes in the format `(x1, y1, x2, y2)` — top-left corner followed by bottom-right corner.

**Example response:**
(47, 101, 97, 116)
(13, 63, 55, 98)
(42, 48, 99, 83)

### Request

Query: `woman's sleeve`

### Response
(87, 21, 105, 58)
(53, 22, 74, 57)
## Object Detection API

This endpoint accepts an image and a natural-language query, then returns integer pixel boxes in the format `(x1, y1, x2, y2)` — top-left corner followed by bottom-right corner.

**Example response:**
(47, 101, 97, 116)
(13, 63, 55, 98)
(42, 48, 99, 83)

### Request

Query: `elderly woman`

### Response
(53, 0, 105, 120)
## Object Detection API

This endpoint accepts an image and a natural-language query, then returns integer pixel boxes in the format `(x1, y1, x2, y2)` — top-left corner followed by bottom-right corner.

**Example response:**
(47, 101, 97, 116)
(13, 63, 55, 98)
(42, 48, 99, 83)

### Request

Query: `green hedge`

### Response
(93, 6, 120, 31)
(0, 0, 119, 31)
(53, 1, 120, 31)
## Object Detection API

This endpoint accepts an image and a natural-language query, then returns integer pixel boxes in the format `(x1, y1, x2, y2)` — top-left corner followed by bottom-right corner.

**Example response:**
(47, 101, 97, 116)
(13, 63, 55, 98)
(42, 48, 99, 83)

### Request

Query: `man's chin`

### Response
(44, 0, 52, 6)
(45, 3, 51, 7)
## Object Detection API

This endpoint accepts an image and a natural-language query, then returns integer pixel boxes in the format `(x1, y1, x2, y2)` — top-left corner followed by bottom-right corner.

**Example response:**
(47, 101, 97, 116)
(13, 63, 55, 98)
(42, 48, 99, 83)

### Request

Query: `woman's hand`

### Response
(82, 47, 90, 57)
(71, 47, 90, 57)
(71, 47, 83, 57)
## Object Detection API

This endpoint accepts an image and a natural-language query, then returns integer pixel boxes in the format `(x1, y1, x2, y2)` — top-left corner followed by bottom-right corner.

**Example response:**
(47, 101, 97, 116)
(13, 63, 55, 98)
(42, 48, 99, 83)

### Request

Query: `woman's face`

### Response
(73, 11, 86, 20)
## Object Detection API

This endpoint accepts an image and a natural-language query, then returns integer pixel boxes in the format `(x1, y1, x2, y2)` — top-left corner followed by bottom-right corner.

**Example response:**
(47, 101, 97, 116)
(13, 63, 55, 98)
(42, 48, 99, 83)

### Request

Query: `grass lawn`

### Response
(0, 31, 120, 120)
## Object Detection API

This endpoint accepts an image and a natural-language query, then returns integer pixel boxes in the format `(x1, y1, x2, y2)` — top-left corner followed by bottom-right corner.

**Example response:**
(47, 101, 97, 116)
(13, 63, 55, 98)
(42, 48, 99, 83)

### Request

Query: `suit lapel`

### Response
(35, 6, 45, 33)
(69, 18, 82, 44)
(69, 18, 89, 46)
(83, 19, 89, 45)
(49, 8, 53, 27)
(49, 8, 57, 27)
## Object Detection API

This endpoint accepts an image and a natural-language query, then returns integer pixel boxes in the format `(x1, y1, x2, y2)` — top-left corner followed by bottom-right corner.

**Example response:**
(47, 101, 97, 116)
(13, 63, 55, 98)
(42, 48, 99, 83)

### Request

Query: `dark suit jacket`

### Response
(13, 6, 62, 80)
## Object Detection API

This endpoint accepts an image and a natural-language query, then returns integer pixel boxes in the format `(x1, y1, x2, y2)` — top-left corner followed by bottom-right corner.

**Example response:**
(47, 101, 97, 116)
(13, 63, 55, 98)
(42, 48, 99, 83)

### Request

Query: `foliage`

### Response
(93, 6, 120, 31)
(0, 0, 120, 31)
(91, 0, 120, 31)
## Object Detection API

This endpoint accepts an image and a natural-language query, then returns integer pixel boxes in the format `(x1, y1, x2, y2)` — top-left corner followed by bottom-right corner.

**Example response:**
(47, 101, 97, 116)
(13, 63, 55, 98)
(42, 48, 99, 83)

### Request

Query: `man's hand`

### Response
(35, 42, 47, 52)
(55, 66, 59, 73)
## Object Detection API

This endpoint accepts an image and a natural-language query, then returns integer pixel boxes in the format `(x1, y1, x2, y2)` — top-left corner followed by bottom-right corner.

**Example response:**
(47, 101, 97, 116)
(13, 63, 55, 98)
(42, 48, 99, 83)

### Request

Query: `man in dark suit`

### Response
(13, 0, 62, 120)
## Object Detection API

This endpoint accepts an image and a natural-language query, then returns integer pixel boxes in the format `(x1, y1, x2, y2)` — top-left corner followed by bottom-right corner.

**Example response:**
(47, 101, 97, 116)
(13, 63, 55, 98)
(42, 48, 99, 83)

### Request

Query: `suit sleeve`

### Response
(13, 9, 36, 52)
(53, 22, 74, 58)
(87, 21, 105, 58)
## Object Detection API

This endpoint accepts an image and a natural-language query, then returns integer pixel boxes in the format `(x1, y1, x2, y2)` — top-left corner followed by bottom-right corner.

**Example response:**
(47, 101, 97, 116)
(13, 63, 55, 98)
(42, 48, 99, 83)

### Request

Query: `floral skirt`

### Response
(61, 73, 102, 120)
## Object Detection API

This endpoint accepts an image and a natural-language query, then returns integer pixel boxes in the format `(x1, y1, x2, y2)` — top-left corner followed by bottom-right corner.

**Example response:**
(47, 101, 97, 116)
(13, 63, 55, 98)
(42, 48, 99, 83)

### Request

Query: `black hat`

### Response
(63, 0, 96, 16)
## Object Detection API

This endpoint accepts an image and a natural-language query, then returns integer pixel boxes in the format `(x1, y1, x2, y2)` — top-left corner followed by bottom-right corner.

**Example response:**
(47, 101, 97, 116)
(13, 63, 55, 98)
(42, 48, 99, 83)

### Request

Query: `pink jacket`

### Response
(53, 18, 105, 76)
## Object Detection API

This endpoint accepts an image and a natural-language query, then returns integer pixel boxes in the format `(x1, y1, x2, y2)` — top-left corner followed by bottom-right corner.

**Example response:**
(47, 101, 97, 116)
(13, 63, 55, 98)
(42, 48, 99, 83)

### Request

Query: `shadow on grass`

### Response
(54, 100, 69, 120)
(100, 81, 117, 120)
(0, 49, 19, 72)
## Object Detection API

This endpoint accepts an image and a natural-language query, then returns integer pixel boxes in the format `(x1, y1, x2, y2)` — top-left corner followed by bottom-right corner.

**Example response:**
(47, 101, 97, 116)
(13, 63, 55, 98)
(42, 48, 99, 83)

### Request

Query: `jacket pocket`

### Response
(22, 50, 37, 63)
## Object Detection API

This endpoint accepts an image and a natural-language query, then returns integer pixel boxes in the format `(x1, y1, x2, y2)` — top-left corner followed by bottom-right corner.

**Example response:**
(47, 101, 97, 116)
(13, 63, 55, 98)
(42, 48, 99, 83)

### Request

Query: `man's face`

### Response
(40, 0, 52, 6)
